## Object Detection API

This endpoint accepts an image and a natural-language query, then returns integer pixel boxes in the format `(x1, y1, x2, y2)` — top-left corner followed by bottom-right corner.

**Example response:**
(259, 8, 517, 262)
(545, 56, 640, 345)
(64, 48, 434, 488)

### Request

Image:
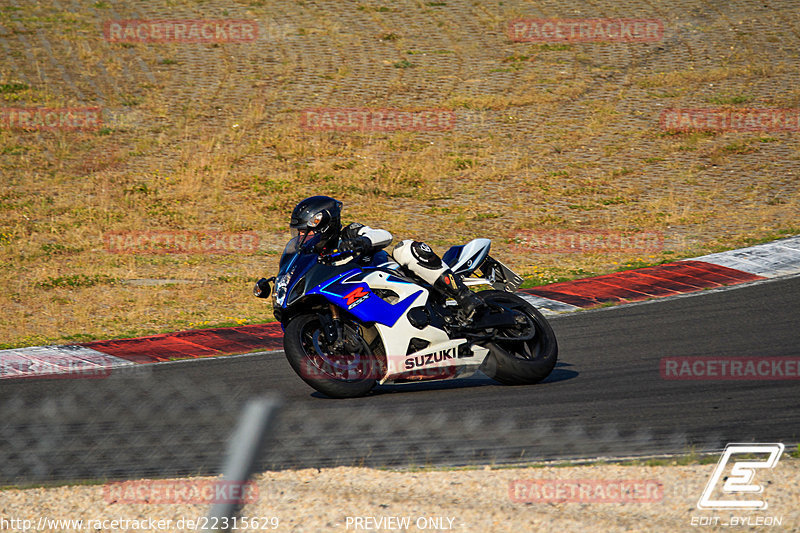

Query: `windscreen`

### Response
(280, 230, 320, 272)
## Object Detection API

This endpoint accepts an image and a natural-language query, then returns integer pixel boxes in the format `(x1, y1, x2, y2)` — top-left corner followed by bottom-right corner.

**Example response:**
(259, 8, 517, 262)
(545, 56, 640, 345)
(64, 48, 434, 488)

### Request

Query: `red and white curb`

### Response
(518, 293, 581, 314)
(2, 235, 798, 377)
(520, 235, 800, 313)
(692, 235, 800, 278)
(0, 345, 136, 380)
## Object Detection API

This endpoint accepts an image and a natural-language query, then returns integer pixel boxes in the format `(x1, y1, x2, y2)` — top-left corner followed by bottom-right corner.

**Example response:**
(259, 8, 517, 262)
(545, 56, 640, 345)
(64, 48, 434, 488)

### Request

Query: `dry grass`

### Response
(1, 1, 799, 348)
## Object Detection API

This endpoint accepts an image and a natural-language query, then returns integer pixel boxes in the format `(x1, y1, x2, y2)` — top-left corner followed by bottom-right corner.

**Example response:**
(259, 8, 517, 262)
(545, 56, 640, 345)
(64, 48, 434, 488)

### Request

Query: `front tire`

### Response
(283, 313, 381, 398)
(476, 290, 558, 385)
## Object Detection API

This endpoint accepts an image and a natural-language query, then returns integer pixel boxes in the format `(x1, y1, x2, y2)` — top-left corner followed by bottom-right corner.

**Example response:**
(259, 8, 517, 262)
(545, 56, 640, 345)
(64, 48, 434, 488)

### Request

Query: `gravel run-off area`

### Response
(1, 460, 798, 532)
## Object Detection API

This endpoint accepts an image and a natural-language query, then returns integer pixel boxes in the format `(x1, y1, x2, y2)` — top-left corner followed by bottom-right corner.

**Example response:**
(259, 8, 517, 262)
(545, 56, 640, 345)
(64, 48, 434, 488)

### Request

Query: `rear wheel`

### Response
(476, 290, 558, 385)
(283, 313, 383, 398)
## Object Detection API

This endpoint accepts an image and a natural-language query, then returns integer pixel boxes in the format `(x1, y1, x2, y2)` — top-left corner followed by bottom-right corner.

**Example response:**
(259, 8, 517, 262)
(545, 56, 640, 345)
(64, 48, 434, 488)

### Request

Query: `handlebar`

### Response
(318, 249, 359, 265)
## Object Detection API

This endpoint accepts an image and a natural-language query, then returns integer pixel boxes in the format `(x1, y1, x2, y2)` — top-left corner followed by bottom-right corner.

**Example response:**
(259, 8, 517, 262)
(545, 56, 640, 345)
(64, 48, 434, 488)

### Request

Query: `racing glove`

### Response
(339, 236, 371, 254)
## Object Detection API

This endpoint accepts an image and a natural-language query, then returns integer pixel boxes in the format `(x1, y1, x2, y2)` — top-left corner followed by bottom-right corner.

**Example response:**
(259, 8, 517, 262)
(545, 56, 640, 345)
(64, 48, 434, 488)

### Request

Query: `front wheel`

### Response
(283, 313, 382, 398)
(476, 290, 558, 385)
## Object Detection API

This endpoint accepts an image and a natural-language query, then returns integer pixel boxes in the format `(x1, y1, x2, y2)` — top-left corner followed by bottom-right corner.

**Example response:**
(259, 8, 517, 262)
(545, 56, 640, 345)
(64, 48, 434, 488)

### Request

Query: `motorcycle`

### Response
(254, 234, 558, 398)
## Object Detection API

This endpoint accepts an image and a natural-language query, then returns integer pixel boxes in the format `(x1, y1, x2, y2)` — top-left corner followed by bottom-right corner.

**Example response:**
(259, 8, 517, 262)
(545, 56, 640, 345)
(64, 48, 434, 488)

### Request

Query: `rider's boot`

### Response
(392, 240, 483, 320)
(432, 270, 483, 320)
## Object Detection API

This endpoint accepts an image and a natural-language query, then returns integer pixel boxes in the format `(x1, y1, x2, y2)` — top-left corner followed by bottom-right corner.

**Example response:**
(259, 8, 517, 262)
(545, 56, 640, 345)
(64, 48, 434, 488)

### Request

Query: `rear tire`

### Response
(283, 313, 380, 398)
(476, 290, 558, 385)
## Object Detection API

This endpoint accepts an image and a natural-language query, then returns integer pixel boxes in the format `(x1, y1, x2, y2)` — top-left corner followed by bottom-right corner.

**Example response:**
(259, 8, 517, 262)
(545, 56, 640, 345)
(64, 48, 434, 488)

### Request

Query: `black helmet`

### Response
(289, 195, 343, 250)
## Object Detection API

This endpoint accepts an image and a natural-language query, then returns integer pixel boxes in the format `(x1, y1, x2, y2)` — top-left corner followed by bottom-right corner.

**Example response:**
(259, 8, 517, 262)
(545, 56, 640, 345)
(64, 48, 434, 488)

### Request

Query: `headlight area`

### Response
(286, 276, 306, 306)
(273, 273, 291, 307)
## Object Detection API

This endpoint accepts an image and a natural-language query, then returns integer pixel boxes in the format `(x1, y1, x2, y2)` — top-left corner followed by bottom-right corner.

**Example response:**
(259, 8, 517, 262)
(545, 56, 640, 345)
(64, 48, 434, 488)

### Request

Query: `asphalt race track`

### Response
(2, 275, 799, 478)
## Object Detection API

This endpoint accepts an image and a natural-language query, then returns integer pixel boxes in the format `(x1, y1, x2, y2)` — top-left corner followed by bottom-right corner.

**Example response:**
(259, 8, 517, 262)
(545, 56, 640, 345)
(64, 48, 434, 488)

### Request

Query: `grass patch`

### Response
(0, 82, 28, 93)
(636, 65, 778, 89)
(40, 243, 83, 256)
(1, 145, 27, 155)
(722, 141, 757, 154)
(707, 94, 753, 105)
(599, 196, 630, 206)
(35, 274, 118, 290)
(613, 258, 672, 271)
(520, 267, 598, 288)
(453, 157, 474, 170)
(538, 43, 571, 51)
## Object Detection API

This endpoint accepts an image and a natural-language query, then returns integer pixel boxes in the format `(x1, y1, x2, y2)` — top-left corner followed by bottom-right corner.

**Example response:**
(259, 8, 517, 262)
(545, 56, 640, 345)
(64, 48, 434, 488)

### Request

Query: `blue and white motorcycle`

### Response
(255, 234, 557, 398)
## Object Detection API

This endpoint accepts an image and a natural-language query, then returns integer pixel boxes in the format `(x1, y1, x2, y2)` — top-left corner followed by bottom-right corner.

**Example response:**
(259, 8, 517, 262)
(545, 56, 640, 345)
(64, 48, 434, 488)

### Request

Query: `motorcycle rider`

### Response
(289, 195, 483, 318)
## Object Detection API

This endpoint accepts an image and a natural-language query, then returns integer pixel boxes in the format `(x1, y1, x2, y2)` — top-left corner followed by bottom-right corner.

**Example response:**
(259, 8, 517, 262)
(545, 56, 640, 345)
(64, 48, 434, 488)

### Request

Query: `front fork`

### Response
(319, 304, 366, 354)
(318, 304, 344, 348)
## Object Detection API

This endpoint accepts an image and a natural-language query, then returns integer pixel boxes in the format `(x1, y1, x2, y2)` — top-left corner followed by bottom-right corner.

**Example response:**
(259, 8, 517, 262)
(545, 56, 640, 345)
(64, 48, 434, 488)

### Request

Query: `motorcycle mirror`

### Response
(254, 277, 274, 299)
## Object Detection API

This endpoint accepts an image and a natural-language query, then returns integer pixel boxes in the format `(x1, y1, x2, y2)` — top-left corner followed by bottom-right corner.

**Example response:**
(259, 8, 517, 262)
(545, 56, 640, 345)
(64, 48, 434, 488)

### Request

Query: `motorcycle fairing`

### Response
(312, 268, 480, 383)
(380, 338, 489, 383)
(310, 269, 423, 328)
(442, 238, 491, 276)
